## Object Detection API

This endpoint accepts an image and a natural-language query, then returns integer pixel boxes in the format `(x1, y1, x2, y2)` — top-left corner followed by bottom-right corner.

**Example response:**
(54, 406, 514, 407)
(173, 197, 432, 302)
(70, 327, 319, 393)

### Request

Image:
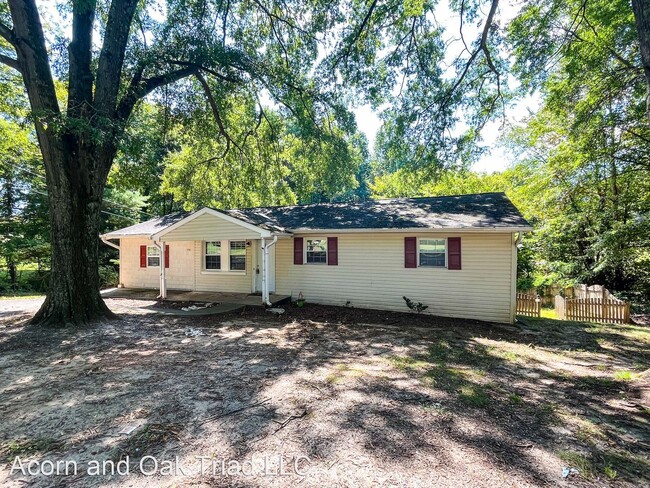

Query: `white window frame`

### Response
(146, 245, 160, 268)
(305, 237, 328, 265)
(418, 237, 447, 268)
(204, 241, 222, 271)
(229, 240, 247, 272)
(201, 240, 247, 273)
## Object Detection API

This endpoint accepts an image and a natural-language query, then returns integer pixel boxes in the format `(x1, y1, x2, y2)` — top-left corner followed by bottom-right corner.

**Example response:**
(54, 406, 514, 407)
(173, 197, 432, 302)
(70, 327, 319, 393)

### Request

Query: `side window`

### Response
(205, 241, 221, 270)
(146, 246, 160, 267)
(229, 241, 246, 271)
(306, 238, 327, 264)
(419, 239, 446, 267)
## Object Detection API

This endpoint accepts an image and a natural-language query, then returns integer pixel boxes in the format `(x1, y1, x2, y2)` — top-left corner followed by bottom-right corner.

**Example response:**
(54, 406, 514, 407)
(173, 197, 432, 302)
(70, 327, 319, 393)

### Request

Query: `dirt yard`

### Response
(0, 298, 648, 487)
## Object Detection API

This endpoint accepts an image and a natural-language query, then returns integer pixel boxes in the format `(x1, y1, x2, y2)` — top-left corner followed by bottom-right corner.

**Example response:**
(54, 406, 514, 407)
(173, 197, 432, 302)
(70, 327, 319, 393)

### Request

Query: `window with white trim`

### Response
(306, 238, 327, 264)
(419, 238, 446, 267)
(229, 241, 246, 271)
(147, 246, 160, 267)
(205, 241, 221, 270)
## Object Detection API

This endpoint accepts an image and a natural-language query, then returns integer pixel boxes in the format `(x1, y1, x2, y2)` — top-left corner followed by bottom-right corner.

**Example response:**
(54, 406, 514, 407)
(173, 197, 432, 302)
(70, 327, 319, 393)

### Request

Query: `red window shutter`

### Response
(293, 237, 303, 265)
(140, 245, 147, 268)
(404, 237, 417, 268)
(327, 237, 338, 265)
(448, 237, 462, 270)
(165, 245, 170, 268)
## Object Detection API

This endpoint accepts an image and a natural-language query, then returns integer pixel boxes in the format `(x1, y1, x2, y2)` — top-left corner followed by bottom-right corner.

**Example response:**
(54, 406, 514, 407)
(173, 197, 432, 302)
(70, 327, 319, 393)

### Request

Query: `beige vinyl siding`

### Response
(161, 213, 262, 241)
(275, 232, 516, 323)
(119, 237, 195, 290)
(194, 241, 253, 293)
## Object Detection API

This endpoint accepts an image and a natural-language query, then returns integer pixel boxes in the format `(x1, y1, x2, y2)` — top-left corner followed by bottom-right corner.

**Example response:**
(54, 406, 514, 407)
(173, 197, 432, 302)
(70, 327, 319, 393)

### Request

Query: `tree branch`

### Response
(0, 52, 21, 72)
(195, 71, 243, 158)
(94, 0, 139, 116)
(67, 0, 97, 117)
(0, 21, 16, 47)
(168, 60, 240, 83)
(116, 65, 199, 122)
(427, 0, 500, 115)
(7, 0, 60, 117)
(332, 0, 379, 70)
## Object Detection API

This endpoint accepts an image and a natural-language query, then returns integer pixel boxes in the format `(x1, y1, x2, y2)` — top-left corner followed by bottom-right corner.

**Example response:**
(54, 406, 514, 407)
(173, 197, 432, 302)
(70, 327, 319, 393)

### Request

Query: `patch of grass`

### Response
(500, 350, 519, 362)
(326, 363, 365, 384)
(540, 308, 558, 319)
(1, 438, 64, 460)
(557, 450, 596, 480)
(458, 385, 490, 408)
(576, 376, 618, 392)
(508, 393, 524, 405)
(423, 367, 466, 391)
(556, 448, 646, 482)
(614, 370, 636, 381)
(603, 465, 617, 480)
(388, 355, 430, 371)
(600, 450, 650, 481)
(0, 293, 45, 300)
(575, 419, 606, 445)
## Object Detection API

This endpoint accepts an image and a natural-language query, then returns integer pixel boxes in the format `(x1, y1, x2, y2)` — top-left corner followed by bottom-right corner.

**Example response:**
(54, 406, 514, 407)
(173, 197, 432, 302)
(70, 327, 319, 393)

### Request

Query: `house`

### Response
(101, 192, 532, 323)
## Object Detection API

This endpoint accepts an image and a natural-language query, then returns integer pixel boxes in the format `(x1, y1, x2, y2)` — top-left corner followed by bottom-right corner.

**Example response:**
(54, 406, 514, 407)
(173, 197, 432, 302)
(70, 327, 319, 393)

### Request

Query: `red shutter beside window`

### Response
(140, 245, 147, 268)
(404, 237, 417, 268)
(165, 245, 170, 268)
(327, 237, 338, 265)
(448, 237, 461, 270)
(293, 237, 303, 265)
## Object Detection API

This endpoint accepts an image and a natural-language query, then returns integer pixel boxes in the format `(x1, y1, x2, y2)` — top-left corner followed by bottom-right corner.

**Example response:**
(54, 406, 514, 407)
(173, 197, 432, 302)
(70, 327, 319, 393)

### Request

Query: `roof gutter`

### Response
(100, 235, 120, 250)
(289, 226, 534, 234)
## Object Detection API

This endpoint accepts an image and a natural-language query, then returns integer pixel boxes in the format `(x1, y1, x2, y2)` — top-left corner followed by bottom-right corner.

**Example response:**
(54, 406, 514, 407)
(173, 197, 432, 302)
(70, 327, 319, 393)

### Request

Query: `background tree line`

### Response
(0, 0, 648, 313)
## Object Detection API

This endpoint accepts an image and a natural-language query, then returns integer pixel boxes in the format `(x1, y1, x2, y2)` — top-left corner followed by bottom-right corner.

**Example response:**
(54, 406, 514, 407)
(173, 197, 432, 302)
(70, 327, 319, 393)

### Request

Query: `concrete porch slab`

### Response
(100, 287, 291, 307)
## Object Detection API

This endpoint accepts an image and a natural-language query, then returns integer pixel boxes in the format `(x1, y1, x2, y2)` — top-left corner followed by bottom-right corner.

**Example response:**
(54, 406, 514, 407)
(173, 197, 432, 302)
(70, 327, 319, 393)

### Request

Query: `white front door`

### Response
(254, 239, 276, 293)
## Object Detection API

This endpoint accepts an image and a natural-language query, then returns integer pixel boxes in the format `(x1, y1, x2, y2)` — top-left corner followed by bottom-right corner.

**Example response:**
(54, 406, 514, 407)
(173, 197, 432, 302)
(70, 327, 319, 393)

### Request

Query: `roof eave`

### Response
(287, 226, 533, 234)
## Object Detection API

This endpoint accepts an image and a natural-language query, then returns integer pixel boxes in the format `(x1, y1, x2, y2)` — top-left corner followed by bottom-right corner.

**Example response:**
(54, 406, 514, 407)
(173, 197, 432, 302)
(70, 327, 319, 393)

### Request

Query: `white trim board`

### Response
(151, 207, 273, 240)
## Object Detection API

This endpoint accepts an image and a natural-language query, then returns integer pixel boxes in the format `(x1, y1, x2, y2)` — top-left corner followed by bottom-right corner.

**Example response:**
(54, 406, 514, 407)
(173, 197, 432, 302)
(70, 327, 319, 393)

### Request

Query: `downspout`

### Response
(154, 240, 167, 300)
(515, 232, 524, 248)
(261, 236, 278, 306)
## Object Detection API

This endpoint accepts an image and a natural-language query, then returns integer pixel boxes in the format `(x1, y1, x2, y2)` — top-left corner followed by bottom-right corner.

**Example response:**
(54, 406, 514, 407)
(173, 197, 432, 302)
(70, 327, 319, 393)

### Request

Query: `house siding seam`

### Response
(274, 232, 514, 323)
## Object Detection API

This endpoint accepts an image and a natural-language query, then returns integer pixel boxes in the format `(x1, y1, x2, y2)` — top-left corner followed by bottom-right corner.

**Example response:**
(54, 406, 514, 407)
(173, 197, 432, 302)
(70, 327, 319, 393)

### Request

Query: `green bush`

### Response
(99, 265, 119, 288)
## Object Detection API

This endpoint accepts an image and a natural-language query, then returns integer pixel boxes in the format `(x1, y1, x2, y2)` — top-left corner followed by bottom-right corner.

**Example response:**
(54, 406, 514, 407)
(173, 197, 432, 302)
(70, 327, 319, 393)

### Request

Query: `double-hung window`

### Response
(419, 239, 446, 267)
(205, 241, 221, 270)
(306, 238, 327, 264)
(229, 241, 246, 271)
(146, 246, 160, 267)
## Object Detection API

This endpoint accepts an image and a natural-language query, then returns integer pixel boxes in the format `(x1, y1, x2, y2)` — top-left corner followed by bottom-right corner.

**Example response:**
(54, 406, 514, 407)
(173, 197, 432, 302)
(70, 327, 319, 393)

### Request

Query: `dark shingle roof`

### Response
(103, 193, 530, 238)
(226, 192, 530, 231)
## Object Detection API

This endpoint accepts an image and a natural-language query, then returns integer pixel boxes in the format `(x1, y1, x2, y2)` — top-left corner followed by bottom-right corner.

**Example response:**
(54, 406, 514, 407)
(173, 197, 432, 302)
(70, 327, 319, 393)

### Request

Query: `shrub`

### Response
(99, 265, 119, 288)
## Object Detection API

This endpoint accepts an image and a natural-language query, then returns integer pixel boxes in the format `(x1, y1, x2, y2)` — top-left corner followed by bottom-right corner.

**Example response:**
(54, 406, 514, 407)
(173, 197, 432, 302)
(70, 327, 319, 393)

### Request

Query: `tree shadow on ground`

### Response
(0, 305, 648, 487)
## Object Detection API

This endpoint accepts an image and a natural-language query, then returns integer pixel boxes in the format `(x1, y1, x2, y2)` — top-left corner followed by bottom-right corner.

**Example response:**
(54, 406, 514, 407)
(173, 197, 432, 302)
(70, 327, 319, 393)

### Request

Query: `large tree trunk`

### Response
(1, 168, 17, 287)
(31, 144, 116, 326)
(632, 0, 650, 123)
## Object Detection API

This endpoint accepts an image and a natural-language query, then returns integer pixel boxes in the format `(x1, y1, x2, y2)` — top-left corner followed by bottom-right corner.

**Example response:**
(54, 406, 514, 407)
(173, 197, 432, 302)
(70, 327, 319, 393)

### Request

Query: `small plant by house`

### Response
(403, 296, 429, 314)
(295, 292, 306, 308)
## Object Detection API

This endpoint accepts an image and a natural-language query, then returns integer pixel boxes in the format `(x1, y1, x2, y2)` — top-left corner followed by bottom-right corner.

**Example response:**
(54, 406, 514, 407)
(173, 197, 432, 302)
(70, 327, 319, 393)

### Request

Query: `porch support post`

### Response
(157, 240, 167, 300)
(261, 238, 268, 305)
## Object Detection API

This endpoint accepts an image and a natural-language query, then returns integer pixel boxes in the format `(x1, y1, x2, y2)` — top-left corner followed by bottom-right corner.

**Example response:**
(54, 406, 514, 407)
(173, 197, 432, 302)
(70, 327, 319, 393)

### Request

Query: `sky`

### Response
(352, 0, 541, 174)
